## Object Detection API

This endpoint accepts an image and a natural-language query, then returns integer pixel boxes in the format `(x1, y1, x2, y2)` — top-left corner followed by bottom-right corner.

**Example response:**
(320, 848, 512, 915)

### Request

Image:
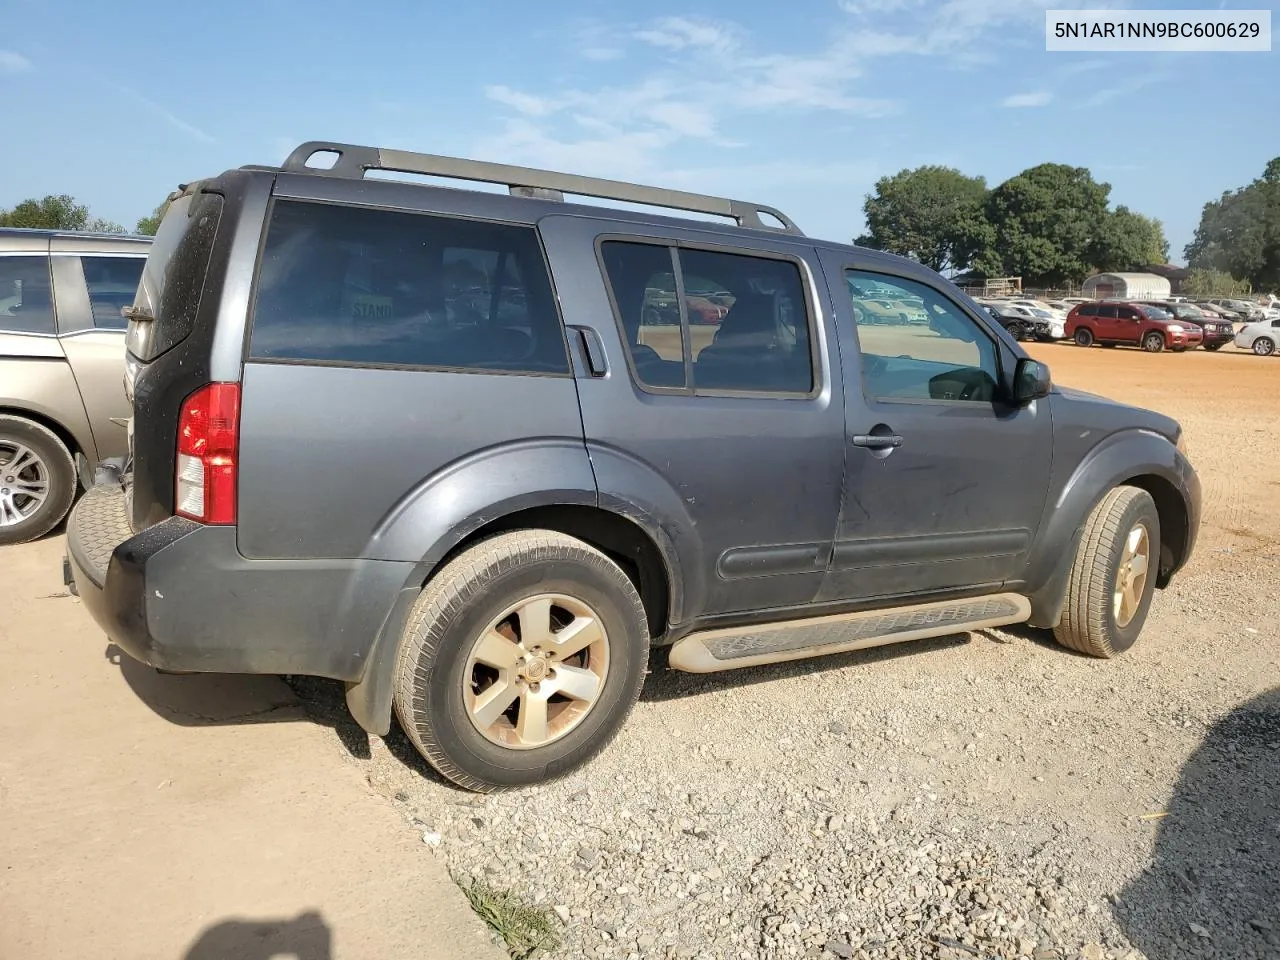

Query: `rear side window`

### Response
(80, 256, 145, 330)
(1078, 304, 1098, 317)
(1098, 305, 1119, 319)
(249, 200, 569, 374)
(128, 192, 224, 361)
(600, 240, 813, 395)
(0, 256, 55, 335)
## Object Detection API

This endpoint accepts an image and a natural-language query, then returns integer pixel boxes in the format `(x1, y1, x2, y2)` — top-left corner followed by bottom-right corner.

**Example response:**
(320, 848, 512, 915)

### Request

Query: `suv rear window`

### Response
(0, 255, 54, 335)
(127, 192, 224, 361)
(249, 200, 569, 375)
(81, 256, 145, 330)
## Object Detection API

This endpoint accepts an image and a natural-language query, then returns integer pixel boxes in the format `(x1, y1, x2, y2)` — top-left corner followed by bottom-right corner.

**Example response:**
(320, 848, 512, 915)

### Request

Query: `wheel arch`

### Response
(1025, 430, 1199, 628)
(0, 404, 85, 464)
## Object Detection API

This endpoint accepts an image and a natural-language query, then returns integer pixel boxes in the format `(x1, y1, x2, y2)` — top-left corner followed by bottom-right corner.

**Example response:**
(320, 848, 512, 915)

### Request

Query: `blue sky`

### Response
(1, 0, 1276, 263)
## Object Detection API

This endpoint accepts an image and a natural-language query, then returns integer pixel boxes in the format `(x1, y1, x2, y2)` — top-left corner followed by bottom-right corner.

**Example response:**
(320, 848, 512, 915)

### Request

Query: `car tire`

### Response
(1142, 332, 1165, 353)
(0, 415, 78, 546)
(1054, 486, 1161, 659)
(1005, 322, 1024, 341)
(1073, 327, 1094, 347)
(1253, 337, 1276, 357)
(393, 529, 650, 792)
(1203, 343, 1223, 351)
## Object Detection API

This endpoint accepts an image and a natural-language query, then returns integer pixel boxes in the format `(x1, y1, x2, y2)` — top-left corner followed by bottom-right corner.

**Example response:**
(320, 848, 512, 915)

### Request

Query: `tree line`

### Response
(857, 157, 1280, 294)
(0, 195, 165, 236)
(5, 157, 1278, 295)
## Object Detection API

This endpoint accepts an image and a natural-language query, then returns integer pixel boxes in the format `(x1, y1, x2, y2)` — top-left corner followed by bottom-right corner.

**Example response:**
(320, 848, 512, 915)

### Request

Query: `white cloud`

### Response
(1002, 90, 1053, 107)
(0, 50, 32, 73)
(633, 16, 742, 55)
(110, 83, 214, 144)
(485, 85, 562, 117)
(1077, 71, 1167, 108)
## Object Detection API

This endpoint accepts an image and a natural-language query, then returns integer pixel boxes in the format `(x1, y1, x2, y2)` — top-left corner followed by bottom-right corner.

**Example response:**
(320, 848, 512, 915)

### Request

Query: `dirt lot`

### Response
(288, 341, 1279, 960)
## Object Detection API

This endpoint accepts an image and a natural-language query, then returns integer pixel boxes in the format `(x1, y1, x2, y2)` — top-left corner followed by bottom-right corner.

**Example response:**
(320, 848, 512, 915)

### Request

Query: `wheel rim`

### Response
(1074, 330, 1091, 346)
(1144, 334, 1163, 353)
(1113, 522, 1151, 628)
(1256, 338, 1275, 356)
(463, 593, 610, 750)
(0, 441, 49, 527)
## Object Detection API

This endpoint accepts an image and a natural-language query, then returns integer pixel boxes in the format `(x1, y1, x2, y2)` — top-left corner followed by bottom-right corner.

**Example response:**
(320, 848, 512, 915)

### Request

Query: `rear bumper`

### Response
(65, 484, 413, 679)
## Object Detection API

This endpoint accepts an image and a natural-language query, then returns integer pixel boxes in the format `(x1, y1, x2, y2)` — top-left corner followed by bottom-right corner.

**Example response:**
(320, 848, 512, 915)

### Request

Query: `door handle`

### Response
(851, 434, 903, 449)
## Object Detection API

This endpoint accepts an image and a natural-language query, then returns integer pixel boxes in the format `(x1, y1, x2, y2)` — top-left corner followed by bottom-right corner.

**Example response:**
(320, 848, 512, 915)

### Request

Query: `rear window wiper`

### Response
(121, 305, 155, 323)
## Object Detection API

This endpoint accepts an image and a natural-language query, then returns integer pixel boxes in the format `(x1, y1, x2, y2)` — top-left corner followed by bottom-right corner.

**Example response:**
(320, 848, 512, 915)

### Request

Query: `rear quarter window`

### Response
(0, 255, 55, 334)
(249, 200, 569, 375)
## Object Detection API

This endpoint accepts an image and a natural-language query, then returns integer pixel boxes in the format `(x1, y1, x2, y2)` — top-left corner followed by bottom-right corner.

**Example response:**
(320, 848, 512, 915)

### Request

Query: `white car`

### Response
(1010, 298, 1067, 321)
(1235, 317, 1280, 356)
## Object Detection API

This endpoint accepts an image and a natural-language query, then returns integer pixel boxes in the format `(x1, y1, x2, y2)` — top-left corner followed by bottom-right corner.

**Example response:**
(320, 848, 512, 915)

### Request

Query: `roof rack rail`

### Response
(280, 141, 804, 236)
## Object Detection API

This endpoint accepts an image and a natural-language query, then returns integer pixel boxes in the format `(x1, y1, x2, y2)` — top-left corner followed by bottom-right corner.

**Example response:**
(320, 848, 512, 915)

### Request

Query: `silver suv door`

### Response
(818, 251, 1053, 602)
(542, 215, 846, 621)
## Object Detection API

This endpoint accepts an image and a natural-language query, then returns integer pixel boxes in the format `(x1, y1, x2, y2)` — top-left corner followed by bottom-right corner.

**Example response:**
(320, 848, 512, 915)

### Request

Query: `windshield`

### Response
(1172, 304, 1203, 319)
(1138, 304, 1172, 320)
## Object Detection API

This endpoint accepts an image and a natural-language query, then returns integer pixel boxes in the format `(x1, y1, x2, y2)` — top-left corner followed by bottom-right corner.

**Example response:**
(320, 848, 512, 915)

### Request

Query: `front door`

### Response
(541, 216, 847, 621)
(817, 255, 1053, 603)
(1114, 304, 1142, 343)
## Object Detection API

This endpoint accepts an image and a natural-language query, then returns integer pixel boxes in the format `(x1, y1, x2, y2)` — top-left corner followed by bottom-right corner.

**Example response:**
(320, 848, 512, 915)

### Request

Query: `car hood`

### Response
(1051, 384, 1181, 444)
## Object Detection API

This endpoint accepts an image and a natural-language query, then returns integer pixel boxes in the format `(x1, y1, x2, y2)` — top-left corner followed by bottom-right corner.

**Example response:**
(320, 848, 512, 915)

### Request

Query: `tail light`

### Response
(175, 383, 240, 524)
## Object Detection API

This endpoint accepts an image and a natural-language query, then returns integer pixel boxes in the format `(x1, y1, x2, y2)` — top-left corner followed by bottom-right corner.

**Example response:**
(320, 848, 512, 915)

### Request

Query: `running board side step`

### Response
(668, 593, 1031, 673)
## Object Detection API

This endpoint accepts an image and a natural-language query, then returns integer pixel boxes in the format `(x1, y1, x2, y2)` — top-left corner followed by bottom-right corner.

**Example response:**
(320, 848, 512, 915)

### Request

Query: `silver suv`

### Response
(0, 228, 150, 543)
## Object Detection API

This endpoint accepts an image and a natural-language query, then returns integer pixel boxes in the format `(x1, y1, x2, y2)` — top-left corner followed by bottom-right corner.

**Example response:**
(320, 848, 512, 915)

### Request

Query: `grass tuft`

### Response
(454, 872, 562, 959)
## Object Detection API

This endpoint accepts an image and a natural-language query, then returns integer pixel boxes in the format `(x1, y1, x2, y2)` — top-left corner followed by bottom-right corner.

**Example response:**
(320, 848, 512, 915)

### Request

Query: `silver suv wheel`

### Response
(0, 441, 49, 527)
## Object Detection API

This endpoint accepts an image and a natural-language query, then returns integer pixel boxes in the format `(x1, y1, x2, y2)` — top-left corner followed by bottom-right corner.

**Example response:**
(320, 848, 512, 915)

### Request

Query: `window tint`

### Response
(1079, 304, 1098, 317)
(846, 270, 998, 403)
(600, 241, 813, 395)
(250, 200, 569, 374)
(1098, 305, 1119, 319)
(0, 256, 55, 334)
(1120, 307, 1141, 320)
(80, 256, 145, 330)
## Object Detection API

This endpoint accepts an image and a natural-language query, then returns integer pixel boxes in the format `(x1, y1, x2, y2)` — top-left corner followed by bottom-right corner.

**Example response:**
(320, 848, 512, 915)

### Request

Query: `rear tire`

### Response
(0, 416, 77, 546)
(1073, 327, 1094, 347)
(393, 529, 650, 792)
(1253, 337, 1276, 357)
(1054, 486, 1160, 659)
(1142, 332, 1165, 353)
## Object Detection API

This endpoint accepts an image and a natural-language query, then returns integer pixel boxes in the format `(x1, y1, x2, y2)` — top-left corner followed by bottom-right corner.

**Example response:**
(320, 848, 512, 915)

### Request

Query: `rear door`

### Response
(50, 249, 146, 463)
(1095, 304, 1120, 340)
(235, 196, 586, 560)
(818, 253, 1053, 602)
(540, 216, 846, 619)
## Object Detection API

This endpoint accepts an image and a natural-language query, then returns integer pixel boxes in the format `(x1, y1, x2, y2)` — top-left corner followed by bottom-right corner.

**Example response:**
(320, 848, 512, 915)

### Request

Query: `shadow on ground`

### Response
(105, 643, 373, 760)
(1114, 687, 1280, 959)
(182, 910, 331, 959)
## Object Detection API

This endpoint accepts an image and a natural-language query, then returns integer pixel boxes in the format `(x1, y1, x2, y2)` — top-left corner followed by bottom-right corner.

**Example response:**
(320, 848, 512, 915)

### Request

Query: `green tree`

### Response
(979, 163, 1112, 287)
(0, 194, 90, 230)
(1185, 157, 1280, 292)
(1094, 206, 1169, 271)
(134, 201, 170, 236)
(856, 166, 992, 274)
(86, 216, 126, 234)
(1181, 268, 1251, 297)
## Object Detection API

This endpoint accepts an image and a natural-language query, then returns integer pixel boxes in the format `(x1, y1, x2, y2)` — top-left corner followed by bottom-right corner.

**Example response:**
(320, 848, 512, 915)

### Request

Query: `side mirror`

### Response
(1014, 358, 1051, 405)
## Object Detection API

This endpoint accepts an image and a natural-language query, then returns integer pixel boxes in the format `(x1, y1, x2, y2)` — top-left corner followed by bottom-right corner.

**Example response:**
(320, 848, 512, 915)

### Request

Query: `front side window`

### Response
(846, 269, 999, 403)
(80, 256, 145, 329)
(0, 256, 55, 334)
(600, 240, 814, 395)
(250, 200, 569, 374)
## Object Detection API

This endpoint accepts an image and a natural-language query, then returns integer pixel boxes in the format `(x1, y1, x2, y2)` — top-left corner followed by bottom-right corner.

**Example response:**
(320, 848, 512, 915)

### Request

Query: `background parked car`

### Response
(1065, 300, 1202, 353)
(1207, 298, 1265, 321)
(1234, 316, 1280, 356)
(1136, 301, 1235, 351)
(0, 227, 149, 543)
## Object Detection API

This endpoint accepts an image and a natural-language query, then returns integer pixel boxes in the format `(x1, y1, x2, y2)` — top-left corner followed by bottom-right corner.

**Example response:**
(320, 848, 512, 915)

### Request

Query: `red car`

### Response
(1065, 301, 1203, 353)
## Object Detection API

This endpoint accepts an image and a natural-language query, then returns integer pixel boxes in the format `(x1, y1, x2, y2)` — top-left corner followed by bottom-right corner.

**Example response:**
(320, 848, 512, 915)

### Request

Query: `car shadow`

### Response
(1113, 687, 1280, 959)
(181, 910, 331, 960)
(105, 643, 373, 761)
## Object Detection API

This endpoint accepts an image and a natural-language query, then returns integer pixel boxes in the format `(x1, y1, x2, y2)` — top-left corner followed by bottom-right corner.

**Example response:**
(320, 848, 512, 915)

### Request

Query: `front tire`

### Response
(1054, 486, 1161, 658)
(1143, 332, 1165, 353)
(393, 529, 650, 792)
(1005, 322, 1024, 341)
(0, 416, 77, 546)
(1203, 342, 1224, 351)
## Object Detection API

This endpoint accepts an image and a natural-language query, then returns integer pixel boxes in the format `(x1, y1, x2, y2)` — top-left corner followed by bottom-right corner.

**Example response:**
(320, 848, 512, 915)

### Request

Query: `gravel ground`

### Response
(294, 345, 1280, 960)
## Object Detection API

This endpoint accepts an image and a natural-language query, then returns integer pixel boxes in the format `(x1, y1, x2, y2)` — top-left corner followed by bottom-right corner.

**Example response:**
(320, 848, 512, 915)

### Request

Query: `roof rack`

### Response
(280, 141, 804, 236)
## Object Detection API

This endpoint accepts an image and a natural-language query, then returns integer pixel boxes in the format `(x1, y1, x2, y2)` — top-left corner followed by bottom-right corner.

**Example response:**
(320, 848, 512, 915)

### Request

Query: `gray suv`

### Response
(64, 142, 1201, 792)
(1, 228, 149, 544)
